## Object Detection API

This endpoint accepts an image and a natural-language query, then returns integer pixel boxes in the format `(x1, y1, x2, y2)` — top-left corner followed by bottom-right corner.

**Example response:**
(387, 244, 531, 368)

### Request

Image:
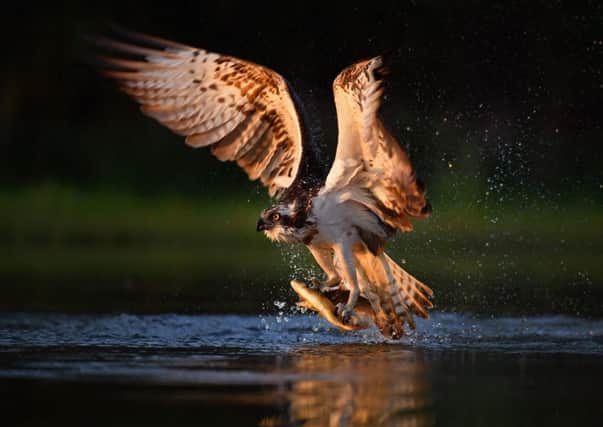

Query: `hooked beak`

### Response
(256, 218, 268, 232)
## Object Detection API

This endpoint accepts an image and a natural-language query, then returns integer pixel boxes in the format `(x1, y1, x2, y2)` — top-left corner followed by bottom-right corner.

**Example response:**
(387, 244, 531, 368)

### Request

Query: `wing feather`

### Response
(235, 121, 271, 160)
(210, 114, 258, 161)
(90, 29, 312, 197)
(185, 115, 246, 147)
(325, 56, 431, 231)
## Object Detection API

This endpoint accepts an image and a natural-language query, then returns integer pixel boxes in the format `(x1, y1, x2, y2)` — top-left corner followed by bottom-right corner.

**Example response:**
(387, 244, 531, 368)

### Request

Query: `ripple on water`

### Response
(0, 312, 601, 354)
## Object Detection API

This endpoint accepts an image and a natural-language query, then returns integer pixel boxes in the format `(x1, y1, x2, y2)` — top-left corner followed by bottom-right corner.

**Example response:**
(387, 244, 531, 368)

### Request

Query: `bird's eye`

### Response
(271, 213, 280, 222)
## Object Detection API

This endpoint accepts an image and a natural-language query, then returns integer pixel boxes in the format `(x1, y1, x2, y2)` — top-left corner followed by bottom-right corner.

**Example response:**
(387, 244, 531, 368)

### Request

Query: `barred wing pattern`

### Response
(92, 29, 306, 197)
(326, 56, 431, 231)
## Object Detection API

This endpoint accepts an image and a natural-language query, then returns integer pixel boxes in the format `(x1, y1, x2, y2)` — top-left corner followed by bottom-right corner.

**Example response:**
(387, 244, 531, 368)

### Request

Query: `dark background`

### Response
(2, 0, 602, 193)
(1, 0, 602, 315)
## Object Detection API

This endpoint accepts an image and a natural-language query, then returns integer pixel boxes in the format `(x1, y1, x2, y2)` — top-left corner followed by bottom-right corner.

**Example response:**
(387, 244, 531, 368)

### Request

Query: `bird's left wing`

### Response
(324, 56, 430, 231)
(89, 28, 315, 197)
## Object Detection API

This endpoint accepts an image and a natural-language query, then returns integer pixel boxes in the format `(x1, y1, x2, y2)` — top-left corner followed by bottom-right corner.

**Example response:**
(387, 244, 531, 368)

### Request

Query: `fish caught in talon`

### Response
(291, 280, 371, 331)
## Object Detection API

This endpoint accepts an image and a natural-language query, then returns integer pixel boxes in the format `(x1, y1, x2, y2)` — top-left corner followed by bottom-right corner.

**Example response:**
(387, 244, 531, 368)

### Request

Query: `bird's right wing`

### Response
(324, 56, 430, 231)
(90, 27, 319, 198)
(324, 57, 434, 337)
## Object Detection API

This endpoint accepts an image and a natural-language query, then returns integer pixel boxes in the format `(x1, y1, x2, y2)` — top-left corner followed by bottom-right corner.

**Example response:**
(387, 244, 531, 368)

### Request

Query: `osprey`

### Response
(92, 27, 433, 339)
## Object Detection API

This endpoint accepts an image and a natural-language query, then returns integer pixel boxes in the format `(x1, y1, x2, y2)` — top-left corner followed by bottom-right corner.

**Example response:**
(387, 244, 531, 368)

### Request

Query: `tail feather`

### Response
(356, 267, 404, 338)
(353, 246, 433, 338)
(385, 252, 433, 320)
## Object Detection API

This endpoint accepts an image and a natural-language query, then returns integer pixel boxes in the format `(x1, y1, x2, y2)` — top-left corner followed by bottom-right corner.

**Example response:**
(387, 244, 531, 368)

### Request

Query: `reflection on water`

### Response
(273, 346, 432, 427)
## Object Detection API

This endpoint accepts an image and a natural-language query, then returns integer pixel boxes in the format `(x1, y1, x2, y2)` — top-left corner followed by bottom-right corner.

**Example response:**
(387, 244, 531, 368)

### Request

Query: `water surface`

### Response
(1, 312, 601, 426)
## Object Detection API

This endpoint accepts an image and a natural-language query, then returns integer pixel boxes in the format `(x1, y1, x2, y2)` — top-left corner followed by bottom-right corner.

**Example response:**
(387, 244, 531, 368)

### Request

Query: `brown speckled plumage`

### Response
(92, 28, 314, 197)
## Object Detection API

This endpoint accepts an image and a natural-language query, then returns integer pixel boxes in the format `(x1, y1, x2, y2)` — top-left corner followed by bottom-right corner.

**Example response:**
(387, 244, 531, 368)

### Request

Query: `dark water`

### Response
(1, 312, 602, 426)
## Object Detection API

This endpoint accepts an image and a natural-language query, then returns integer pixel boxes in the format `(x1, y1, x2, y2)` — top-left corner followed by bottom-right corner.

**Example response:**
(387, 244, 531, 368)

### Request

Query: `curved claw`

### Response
(336, 303, 358, 325)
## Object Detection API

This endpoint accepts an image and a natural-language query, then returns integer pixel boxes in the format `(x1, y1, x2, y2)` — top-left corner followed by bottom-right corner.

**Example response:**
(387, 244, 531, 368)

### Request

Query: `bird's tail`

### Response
(353, 247, 433, 338)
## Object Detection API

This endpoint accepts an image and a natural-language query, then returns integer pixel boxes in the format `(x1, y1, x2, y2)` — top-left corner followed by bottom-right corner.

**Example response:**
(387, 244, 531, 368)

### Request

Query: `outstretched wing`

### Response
(90, 27, 317, 197)
(324, 56, 430, 231)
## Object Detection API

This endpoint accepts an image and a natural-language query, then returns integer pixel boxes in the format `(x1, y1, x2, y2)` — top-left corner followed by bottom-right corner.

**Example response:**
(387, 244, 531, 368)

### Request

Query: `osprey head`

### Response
(256, 203, 307, 243)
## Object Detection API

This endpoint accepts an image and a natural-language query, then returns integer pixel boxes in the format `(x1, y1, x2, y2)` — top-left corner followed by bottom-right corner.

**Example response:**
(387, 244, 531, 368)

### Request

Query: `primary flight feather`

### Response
(91, 27, 433, 339)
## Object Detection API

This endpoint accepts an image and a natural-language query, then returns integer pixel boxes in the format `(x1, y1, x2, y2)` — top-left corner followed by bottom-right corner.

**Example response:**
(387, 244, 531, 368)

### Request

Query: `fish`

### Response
(290, 280, 372, 331)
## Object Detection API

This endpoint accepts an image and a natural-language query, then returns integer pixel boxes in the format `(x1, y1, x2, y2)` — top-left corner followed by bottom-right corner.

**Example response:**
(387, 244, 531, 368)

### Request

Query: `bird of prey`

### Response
(91, 27, 433, 339)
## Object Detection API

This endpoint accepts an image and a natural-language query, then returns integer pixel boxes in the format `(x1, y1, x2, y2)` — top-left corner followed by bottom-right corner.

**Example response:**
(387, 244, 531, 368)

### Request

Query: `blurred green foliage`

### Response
(1, 183, 601, 315)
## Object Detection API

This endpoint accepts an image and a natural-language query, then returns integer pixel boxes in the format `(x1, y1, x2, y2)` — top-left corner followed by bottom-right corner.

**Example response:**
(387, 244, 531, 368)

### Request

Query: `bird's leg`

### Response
(307, 245, 341, 292)
(333, 241, 360, 323)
